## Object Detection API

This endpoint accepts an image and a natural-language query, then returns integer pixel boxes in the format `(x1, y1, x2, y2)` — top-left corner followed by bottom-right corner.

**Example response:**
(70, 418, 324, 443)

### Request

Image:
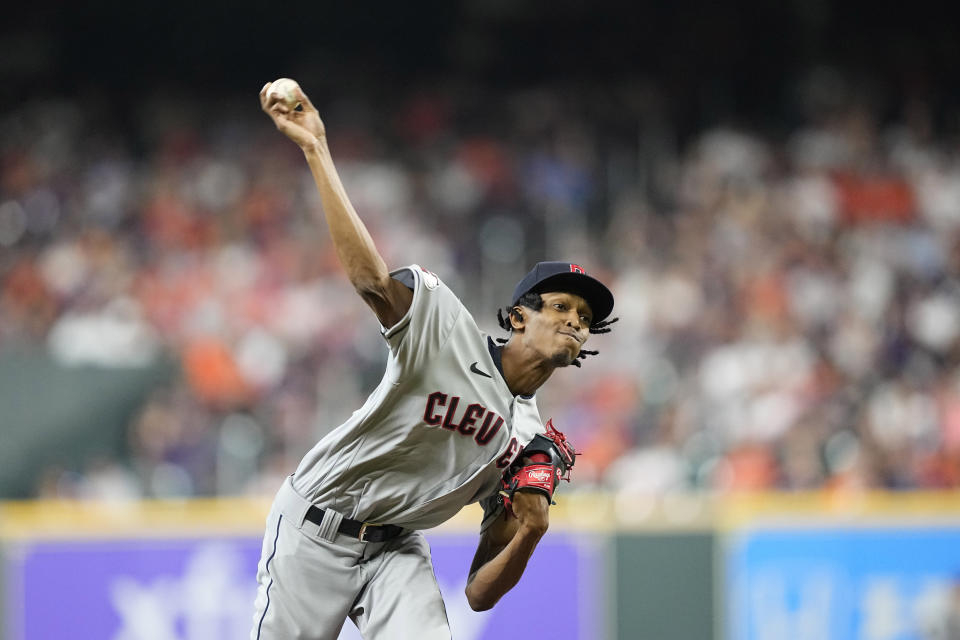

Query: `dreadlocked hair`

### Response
(495, 292, 619, 367)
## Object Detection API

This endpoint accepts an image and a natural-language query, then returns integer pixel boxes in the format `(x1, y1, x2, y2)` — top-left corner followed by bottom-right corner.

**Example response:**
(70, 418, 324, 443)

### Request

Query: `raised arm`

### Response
(260, 80, 412, 328)
(465, 491, 550, 611)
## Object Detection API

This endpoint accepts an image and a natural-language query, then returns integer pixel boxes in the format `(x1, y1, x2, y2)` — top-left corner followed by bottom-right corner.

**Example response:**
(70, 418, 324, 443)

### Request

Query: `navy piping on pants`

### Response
(256, 514, 284, 639)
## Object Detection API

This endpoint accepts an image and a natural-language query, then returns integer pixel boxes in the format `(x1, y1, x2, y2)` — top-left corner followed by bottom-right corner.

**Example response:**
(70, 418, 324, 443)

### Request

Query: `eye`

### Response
(554, 303, 566, 311)
(580, 315, 591, 324)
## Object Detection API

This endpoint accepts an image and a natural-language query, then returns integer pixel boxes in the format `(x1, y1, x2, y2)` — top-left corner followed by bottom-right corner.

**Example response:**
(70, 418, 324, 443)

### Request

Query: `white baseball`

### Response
(268, 78, 301, 106)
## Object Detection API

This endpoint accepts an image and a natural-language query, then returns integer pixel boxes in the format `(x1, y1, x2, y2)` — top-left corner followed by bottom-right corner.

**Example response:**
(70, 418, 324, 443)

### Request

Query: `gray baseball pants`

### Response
(251, 477, 452, 640)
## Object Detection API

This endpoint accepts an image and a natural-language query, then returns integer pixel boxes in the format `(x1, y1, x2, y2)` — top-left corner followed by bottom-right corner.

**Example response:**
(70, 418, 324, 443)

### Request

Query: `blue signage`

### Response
(726, 525, 960, 640)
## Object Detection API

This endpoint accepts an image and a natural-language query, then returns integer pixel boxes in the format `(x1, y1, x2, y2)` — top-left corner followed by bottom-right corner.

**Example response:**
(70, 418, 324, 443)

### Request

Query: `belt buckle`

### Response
(358, 523, 370, 541)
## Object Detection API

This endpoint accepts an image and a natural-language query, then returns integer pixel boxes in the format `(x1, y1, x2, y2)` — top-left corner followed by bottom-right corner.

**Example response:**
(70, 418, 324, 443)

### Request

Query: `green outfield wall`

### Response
(0, 349, 173, 498)
(613, 532, 716, 640)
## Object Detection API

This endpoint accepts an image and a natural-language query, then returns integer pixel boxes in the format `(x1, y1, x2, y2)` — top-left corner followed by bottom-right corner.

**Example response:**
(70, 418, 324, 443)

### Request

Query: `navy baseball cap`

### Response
(512, 261, 615, 324)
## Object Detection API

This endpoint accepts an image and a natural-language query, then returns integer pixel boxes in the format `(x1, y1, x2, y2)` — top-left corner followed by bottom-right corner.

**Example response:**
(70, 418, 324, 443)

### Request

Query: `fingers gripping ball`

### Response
(500, 420, 577, 515)
(268, 78, 302, 109)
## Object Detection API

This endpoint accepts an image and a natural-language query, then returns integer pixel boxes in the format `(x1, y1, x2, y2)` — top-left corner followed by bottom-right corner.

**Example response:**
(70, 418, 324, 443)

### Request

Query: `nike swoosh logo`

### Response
(469, 362, 492, 378)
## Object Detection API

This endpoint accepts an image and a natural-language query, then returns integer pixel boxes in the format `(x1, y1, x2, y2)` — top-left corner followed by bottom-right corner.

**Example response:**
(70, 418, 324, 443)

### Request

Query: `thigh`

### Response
(251, 508, 363, 640)
(351, 531, 452, 640)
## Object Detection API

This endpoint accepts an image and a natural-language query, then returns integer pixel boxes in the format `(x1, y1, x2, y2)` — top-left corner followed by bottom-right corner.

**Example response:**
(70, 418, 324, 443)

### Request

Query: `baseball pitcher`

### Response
(252, 79, 617, 640)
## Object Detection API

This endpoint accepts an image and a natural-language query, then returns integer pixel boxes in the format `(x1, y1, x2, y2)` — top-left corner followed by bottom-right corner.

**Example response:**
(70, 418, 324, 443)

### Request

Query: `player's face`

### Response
(523, 291, 593, 367)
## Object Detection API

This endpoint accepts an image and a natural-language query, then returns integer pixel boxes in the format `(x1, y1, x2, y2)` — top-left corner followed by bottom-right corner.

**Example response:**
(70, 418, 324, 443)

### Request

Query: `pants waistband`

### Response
(275, 476, 403, 543)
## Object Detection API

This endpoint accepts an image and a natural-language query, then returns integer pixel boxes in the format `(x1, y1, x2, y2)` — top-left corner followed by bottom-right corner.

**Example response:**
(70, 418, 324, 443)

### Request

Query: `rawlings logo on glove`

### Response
(527, 469, 554, 483)
(499, 420, 577, 515)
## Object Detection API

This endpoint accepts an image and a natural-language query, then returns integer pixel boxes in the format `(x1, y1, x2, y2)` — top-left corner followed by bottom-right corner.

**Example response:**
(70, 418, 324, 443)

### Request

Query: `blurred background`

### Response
(2, 1, 960, 639)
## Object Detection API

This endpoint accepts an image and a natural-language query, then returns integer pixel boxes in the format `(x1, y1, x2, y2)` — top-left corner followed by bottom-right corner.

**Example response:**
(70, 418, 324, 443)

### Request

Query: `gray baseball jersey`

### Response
(290, 264, 545, 530)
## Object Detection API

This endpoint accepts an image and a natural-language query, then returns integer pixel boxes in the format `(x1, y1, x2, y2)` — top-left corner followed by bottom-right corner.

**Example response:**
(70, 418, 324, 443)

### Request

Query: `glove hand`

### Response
(499, 419, 576, 516)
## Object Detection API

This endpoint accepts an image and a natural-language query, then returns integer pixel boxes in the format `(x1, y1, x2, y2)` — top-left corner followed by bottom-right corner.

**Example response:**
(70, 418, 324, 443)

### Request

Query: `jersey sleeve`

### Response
(381, 264, 464, 375)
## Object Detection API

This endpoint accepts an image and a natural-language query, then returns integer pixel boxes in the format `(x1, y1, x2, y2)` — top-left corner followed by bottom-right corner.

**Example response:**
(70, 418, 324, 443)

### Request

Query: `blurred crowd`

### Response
(2, 70, 960, 501)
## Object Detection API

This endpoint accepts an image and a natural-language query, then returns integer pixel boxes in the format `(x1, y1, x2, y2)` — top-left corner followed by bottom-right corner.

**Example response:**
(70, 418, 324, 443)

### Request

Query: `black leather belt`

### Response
(305, 505, 404, 543)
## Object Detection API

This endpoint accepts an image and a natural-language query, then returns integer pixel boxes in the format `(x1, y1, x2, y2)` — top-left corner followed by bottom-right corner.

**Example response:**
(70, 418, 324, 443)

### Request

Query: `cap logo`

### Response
(569, 264, 585, 274)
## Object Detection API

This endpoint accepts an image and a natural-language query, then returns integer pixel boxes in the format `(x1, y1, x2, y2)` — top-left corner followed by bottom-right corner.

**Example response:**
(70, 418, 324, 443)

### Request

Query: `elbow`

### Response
(353, 274, 391, 303)
(466, 591, 496, 612)
(470, 600, 494, 613)
(464, 579, 498, 612)
(345, 256, 390, 297)
(527, 521, 549, 539)
(517, 518, 548, 541)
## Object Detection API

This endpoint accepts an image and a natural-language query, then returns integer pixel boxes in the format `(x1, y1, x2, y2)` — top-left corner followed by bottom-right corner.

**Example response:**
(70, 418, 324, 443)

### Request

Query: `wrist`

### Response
(517, 517, 549, 539)
(301, 135, 328, 157)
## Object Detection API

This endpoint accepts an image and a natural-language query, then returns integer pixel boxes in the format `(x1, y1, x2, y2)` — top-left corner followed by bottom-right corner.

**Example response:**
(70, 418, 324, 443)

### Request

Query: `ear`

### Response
(509, 306, 526, 331)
